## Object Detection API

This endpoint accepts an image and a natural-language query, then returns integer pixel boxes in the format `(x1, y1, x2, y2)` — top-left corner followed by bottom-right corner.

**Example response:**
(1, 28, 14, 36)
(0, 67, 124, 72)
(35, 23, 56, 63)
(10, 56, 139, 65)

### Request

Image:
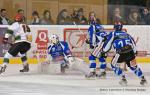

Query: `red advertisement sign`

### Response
(35, 30, 49, 50)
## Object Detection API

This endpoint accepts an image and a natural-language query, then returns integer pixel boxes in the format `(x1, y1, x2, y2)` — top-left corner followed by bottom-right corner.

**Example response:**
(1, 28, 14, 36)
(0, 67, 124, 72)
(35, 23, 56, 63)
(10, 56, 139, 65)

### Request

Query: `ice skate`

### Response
(85, 72, 97, 79)
(96, 71, 106, 78)
(61, 64, 69, 73)
(119, 75, 127, 86)
(0, 65, 7, 74)
(140, 76, 148, 86)
(20, 64, 29, 72)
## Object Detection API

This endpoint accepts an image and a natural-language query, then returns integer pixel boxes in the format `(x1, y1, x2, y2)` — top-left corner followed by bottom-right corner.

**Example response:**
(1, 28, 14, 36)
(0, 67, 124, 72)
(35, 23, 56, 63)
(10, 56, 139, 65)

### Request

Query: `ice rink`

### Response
(0, 63, 149, 95)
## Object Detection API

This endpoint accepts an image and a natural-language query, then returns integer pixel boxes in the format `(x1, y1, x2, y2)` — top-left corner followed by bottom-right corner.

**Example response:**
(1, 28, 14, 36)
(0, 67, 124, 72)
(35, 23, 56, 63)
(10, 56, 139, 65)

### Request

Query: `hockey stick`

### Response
(71, 21, 88, 49)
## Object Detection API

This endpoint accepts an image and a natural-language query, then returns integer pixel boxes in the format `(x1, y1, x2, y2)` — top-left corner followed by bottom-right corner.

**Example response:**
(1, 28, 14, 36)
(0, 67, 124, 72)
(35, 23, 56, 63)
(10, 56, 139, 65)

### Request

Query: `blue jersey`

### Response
(48, 41, 71, 61)
(103, 31, 136, 53)
(88, 24, 107, 46)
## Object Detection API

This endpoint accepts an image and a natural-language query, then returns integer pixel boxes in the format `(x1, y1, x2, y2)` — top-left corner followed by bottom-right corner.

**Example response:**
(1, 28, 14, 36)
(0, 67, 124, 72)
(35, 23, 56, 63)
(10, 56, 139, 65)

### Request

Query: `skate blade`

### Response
(140, 81, 148, 86)
(85, 76, 97, 80)
(96, 76, 106, 79)
(0, 73, 5, 76)
(119, 81, 128, 86)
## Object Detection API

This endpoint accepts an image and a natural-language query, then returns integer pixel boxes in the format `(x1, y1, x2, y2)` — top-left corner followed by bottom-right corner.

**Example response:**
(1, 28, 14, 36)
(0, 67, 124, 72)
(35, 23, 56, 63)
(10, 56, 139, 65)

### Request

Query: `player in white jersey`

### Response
(0, 14, 32, 74)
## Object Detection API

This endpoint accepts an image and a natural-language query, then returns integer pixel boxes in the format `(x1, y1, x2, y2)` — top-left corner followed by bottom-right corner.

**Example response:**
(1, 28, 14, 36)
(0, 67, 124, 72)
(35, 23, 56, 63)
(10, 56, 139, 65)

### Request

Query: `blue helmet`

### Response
(114, 22, 123, 31)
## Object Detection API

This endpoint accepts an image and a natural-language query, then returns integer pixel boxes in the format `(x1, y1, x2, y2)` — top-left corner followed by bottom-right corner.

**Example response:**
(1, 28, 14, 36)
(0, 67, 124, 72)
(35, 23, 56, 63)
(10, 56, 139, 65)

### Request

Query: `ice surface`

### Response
(0, 64, 149, 95)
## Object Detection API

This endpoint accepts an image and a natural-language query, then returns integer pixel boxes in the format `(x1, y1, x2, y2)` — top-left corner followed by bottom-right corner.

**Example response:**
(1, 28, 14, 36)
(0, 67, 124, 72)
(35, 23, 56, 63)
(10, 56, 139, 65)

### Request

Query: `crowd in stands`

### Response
(0, 7, 150, 25)
(109, 7, 150, 25)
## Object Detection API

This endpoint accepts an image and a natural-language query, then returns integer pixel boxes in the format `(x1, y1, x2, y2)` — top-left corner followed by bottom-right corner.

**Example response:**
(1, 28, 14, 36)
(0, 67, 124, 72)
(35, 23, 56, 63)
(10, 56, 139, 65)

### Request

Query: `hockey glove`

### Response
(90, 45, 94, 49)
(85, 39, 90, 44)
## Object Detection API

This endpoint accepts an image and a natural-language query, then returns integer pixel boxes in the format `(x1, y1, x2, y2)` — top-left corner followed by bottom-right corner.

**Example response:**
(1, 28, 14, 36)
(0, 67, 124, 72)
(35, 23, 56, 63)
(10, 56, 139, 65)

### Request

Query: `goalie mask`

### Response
(49, 34, 59, 44)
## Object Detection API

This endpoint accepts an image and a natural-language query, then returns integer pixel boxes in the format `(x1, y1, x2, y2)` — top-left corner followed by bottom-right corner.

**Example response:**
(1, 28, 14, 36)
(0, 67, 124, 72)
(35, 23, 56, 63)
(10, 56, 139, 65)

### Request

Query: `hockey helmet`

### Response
(114, 22, 123, 31)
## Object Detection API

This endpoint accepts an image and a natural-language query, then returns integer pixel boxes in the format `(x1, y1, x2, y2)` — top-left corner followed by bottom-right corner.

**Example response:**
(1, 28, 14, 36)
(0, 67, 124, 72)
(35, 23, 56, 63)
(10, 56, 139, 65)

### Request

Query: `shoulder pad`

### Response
(60, 41, 68, 45)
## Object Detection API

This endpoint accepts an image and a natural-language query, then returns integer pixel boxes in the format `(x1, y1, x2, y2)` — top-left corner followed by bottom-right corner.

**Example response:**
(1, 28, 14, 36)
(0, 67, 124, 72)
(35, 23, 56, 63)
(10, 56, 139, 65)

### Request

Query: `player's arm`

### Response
(3, 23, 18, 44)
(128, 34, 137, 54)
(86, 25, 96, 49)
(25, 25, 32, 42)
(61, 42, 75, 66)
(102, 32, 114, 53)
(62, 42, 72, 57)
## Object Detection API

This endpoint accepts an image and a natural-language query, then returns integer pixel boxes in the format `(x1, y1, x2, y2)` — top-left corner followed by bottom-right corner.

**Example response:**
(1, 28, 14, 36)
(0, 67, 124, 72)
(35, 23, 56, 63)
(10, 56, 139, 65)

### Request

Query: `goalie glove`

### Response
(67, 56, 75, 68)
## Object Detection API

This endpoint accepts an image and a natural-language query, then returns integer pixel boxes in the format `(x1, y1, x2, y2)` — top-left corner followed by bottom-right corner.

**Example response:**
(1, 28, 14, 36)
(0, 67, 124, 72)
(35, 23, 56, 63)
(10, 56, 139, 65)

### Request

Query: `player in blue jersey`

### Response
(48, 34, 89, 74)
(85, 20, 108, 78)
(103, 22, 147, 86)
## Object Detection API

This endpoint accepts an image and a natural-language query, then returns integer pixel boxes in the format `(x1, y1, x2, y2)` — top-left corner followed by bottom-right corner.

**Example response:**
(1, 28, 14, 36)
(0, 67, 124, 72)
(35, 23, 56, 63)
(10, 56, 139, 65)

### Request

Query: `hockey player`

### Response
(48, 34, 89, 74)
(0, 14, 32, 74)
(102, 22, 147, 86)
(85, 20, 108, 78)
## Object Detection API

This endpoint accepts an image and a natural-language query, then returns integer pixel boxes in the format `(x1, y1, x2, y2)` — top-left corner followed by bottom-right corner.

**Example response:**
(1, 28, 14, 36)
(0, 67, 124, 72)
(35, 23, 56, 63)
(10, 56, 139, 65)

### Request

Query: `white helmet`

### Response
(49, 34, 59, 44)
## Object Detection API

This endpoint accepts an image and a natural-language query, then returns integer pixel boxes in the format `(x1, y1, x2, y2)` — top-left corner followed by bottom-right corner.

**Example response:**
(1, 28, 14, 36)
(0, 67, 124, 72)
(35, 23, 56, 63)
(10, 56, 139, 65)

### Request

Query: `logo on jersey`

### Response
(52, 47, 55, 52)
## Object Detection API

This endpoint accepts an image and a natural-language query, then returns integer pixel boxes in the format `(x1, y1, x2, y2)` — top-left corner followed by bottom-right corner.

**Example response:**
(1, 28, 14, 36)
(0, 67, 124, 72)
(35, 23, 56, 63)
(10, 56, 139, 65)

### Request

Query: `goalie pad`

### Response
(69, 57, 90, 74)
(37, 60, 61, 74)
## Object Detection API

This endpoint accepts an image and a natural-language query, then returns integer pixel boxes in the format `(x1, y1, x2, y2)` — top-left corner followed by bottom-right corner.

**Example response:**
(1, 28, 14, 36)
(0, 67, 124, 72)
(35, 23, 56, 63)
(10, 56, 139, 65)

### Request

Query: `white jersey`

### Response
(5, 22, 32, 43)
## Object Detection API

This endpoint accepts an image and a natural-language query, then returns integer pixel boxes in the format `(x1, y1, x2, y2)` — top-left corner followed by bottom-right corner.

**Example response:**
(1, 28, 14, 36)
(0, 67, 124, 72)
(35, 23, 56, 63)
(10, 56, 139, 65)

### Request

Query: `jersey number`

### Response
(118, 39, 130, 47)
(22, 25, 30, 33)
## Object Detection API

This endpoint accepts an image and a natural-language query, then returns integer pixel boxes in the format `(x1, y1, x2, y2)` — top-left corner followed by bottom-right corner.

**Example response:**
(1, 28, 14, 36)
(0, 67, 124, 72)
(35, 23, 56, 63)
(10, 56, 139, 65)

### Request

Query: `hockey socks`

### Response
(111, 64, 123, 76)
(130, 65, 143, 78)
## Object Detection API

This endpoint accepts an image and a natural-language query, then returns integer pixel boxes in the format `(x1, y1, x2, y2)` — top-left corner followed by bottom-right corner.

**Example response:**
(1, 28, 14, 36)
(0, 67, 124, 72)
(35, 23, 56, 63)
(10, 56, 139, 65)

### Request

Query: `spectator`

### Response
(17, 9, 26, 22)
(57, 9, 72, 25)
(41, 10, 54, 25)
(127, 11, 145, 25)
(111, 7, 126, 24)
(88, 11, 101, 24)
(18, 9, 24, 15)
(31, 11, 41, 25)
(0, 9, 11, 25)
(76, 8, 87, 25)
(71, 8, 78, 21)
(141, 7, 150, 25)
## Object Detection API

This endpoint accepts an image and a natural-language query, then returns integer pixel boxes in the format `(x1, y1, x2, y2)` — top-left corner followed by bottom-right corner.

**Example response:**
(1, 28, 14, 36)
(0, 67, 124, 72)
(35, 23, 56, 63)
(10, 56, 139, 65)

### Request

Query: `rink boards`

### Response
(0, 25, 150, 64)
(0, 57, 150, 64)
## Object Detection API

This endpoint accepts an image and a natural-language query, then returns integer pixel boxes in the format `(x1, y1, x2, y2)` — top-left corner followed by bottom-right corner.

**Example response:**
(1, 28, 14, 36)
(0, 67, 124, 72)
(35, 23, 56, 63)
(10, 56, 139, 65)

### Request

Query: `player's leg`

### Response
(18, 53, 29, 72)
(85, 55, 97, 78)
(60, 60, 69, 73)
(129, 60, 147, 85)
(19, 42, 31, 72)
(126, 50, 147, 85)
(111, 53, 127, 86)
(126, 51, 147, 85)
(97, 56, 106, 78)
(0, 43, 20, 74)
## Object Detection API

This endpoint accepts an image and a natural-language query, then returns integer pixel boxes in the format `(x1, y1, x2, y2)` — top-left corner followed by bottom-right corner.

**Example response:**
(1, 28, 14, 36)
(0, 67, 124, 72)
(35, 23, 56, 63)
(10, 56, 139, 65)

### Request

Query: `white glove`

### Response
(68, 56, 75, 68)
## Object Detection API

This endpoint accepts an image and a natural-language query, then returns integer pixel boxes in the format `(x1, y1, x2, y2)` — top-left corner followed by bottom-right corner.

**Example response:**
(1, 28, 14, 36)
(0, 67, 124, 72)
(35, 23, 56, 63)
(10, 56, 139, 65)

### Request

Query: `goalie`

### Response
(48, 34, 89, 74)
